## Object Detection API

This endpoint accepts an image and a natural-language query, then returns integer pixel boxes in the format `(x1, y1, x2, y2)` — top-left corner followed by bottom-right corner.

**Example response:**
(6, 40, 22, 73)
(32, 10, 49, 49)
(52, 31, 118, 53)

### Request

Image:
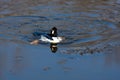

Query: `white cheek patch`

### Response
(52, 30, 54, 34)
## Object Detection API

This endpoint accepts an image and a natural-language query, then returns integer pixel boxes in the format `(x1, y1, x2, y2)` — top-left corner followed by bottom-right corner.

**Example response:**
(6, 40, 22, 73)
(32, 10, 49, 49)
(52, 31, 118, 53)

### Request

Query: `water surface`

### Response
(0, 0, 120, 80)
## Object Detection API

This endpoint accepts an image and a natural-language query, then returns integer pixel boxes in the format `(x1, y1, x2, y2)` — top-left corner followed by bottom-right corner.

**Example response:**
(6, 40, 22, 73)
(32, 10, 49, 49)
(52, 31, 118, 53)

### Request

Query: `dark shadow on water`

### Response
(50, 43, 58, 53)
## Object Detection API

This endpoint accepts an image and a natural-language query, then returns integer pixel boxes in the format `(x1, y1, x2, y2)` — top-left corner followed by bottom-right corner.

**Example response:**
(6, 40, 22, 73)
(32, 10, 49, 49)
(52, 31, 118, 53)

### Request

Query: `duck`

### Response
(30, 27, 63, 45)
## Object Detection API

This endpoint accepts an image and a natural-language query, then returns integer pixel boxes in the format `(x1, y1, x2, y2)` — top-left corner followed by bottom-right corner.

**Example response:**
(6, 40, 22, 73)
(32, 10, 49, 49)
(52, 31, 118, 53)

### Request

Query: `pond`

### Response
(0, 0, 120, 80)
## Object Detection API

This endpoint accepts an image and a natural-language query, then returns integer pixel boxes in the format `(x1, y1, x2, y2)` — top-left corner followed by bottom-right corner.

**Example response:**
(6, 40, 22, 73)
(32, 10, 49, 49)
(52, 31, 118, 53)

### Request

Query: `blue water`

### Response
(0, 0, 120, 80)
(0, 41, 120, 80)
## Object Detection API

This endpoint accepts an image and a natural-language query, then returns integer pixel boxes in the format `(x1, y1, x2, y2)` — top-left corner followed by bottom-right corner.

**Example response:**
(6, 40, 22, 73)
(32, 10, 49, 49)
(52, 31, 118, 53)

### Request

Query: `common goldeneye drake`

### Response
(30, 27, 63, 45)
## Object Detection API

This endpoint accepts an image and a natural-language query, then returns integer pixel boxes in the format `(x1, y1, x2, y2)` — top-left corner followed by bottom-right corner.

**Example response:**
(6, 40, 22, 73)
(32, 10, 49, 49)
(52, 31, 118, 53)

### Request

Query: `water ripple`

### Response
(0, 15, 120, 54)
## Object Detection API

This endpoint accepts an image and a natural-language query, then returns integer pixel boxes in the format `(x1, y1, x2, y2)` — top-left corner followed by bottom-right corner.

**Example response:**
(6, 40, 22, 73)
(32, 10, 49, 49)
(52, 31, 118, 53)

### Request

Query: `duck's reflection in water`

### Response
(50, 43, 58, 53)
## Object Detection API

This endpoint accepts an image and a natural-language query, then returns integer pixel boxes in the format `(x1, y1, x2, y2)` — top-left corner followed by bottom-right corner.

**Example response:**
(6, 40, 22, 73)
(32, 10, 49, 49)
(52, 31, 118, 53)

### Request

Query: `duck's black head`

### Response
(50, 27, 57, 37)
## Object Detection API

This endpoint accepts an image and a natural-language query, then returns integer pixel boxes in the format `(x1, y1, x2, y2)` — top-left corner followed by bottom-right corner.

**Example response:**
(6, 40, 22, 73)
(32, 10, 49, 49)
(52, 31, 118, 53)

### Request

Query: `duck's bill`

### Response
(30, 40, 40, 45)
